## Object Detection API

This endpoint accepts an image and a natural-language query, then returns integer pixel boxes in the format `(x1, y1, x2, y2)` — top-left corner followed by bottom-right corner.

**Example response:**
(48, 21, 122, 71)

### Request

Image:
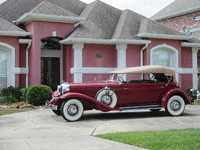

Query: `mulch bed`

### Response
(0, 102, 44, 115)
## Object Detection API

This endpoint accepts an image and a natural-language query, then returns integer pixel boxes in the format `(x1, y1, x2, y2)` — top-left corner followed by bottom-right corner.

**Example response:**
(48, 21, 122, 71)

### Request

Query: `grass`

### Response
(0, 108, 34, 116)
(96, 129, 200, 150)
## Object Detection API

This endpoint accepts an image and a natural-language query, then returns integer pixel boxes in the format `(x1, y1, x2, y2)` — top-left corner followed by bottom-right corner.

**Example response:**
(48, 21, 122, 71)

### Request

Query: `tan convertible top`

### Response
(110, 65, 176, 81)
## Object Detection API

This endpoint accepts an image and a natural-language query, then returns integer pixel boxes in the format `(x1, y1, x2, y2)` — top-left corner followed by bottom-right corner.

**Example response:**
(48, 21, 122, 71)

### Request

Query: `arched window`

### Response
(153, 50, 170, 67)
(0, 50, 7, 90)
(151, 45, 178, 69)
(41, 37, 61, 50)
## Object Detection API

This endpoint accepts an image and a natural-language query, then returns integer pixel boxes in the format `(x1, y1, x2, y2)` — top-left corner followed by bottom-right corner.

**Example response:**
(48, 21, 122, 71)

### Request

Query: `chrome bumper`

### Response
(45, 100, 58, 110)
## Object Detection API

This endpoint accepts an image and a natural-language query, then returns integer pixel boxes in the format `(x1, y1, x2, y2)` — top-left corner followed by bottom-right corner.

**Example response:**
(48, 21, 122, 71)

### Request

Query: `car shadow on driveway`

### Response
(79, 109, 197, 121)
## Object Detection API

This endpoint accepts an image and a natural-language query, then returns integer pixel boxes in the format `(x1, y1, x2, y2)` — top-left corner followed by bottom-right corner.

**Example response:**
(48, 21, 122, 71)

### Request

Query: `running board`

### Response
(120, 105, 163, 111)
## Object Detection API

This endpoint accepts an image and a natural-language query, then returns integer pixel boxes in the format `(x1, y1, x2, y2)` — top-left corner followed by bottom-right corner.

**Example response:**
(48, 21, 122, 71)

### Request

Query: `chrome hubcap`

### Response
(68, 104, 78, 115)
(102, 95, 112, 105)
(170, 100, 180, 111)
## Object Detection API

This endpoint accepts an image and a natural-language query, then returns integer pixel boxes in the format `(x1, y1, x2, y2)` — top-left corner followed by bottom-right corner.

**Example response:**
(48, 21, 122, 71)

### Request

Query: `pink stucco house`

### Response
(151, 0, 200, 88)
(0, 0, 199, 91)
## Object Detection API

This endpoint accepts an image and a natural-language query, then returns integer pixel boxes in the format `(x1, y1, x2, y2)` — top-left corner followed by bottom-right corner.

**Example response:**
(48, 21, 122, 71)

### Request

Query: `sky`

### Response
(0, 0, 175, 18)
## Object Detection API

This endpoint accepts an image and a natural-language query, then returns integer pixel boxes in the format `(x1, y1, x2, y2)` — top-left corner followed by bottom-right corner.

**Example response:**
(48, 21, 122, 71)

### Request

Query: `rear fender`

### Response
(161, 88, 193, 108)
(59, 92, 121, 112)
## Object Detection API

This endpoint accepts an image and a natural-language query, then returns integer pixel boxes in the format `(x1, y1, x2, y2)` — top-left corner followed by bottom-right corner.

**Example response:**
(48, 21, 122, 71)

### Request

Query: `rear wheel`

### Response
(165, 95, 185, 116)
(61, 99, 84, 122)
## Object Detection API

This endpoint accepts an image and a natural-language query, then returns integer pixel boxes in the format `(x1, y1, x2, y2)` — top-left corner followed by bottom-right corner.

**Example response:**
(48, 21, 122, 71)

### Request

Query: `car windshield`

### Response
(108, 73, 173, 84)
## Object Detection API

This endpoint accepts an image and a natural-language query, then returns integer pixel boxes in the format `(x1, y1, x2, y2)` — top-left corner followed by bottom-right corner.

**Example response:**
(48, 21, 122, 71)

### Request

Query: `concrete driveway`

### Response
(0, 105, 200, 150)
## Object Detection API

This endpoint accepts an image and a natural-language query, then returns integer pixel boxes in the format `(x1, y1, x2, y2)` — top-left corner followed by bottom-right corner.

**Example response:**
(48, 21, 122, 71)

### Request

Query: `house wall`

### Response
(81, 44, 117, 82)
(126, 45, 142, 81)
(25, 21, 75, 86)
(63, 44, 74, 83)
(0, 36, 25, 88)
(0, 36, 20, 67)
(157, 11, 200, 89)
(179, 74, 193, 89)
(181, 47, 193, 68)
(82, 44, 117, 68)
(158, 11, 200, 32)
(144, 39, 181, 67)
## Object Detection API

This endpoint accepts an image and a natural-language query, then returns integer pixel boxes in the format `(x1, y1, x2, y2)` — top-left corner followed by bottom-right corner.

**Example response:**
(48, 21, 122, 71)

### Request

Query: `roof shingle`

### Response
(151, 0, 200, 20)
(0, 0, 86, 22)
(29, 1, 78, 17)
(0, 17, 26, 32)
(69, 0, 122, 39)
(138, 18, 184, 36)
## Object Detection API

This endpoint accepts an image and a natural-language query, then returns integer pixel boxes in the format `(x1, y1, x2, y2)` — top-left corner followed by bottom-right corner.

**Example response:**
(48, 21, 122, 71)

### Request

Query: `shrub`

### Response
(3, 96, 18, 104)
(26, 85, 53, 106)
(0, 86, 24, 101)
(23, 87, 30, 102)
(184, 88, 192, 94)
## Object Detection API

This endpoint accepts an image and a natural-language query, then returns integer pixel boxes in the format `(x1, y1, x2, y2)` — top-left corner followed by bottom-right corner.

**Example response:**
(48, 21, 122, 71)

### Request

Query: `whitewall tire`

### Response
(165, 95, 185, 116)
(61, 99, 84, 122)
(96, 88, 117, 108)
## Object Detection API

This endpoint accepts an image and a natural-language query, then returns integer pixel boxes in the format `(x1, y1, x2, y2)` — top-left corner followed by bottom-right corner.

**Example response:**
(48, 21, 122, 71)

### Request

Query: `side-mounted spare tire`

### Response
(95, 88, 117, 108)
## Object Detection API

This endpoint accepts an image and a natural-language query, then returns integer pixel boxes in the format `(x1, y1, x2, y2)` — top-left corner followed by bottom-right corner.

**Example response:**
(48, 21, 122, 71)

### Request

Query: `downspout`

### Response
(140, 43, 149, 79)
(26, 41, 32, 88)
(140, 43, 149, 67)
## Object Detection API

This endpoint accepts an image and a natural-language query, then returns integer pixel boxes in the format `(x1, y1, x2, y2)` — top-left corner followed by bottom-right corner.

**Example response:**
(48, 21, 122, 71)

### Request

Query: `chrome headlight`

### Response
(57, 82, 70, 95)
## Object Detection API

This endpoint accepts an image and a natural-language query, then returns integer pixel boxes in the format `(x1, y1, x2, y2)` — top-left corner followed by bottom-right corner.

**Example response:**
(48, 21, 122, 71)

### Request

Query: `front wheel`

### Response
(165, 95, 185, 116)
(61, 99, 84, 122)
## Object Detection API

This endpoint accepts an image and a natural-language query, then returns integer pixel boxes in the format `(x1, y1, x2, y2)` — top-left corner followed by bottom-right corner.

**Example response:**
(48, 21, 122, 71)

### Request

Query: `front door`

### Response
(41, 57, 60, 91)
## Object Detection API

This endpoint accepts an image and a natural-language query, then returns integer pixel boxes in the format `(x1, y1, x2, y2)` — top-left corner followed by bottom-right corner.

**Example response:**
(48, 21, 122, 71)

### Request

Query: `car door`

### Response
(114, 82, 141, 106)
(139, 81, 168, 105)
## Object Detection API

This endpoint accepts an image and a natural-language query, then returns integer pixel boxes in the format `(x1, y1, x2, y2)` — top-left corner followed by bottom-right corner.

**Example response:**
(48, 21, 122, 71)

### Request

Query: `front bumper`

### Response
(45, 100, 58, 110)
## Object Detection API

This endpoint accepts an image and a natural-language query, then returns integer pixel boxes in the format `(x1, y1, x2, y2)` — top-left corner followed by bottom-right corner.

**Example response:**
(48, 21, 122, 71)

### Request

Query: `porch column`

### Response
(192, 47, 199, 89)
(73, 43, 84, 83)
(29, 37, 41, 86)
(116, 43, 127, 80)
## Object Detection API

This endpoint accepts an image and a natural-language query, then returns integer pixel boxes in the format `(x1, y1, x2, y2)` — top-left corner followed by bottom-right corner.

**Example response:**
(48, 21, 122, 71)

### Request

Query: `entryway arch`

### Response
(40, 37, 63, 90)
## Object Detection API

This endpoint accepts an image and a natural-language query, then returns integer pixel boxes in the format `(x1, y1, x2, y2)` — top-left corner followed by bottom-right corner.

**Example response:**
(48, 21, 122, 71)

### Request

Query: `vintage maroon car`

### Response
(48, 65, 193, 121)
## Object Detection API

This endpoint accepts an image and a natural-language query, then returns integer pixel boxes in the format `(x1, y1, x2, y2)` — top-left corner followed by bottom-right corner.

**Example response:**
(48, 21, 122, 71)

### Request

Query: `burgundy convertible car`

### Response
(48, 65, 193, 121)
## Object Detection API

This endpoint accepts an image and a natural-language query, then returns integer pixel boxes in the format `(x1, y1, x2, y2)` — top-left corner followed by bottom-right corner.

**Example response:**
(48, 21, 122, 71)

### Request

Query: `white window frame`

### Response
(0, 42, 16, 88)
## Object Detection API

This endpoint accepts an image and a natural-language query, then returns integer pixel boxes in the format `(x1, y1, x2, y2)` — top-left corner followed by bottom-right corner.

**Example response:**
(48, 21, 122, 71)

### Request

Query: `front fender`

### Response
(59, 92, 121, 112)
(161, 88, 193, 108)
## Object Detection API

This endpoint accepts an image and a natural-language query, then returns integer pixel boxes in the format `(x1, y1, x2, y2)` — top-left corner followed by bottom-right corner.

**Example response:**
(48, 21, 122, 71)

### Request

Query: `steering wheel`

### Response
(118, 77, 125, 83)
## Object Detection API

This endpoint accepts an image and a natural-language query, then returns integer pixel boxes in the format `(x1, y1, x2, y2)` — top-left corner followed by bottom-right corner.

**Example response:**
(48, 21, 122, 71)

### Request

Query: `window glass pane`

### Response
(0, 50, 7, 90)
(153, 50, 170, 67)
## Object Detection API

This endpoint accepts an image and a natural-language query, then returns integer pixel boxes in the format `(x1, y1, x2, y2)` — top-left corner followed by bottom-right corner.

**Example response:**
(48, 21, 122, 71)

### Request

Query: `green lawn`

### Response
(96, 129, 200, 150)
(0, 108, 34, 116)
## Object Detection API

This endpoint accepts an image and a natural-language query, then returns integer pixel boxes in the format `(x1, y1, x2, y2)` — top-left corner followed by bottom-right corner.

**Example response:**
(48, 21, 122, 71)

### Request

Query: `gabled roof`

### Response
(69, 0, 122, 39)
(66, 0, 190, 42)
(137, 18, 189, 40)
(0, 0, 86, 22)
(138, 18, 184, 35)
(29, 1, 78, 17)
(15, 1, 85, 24)
(112, 10, 145, 40)
(151, 0, 200, 21)
(0, 17, 30, 36)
